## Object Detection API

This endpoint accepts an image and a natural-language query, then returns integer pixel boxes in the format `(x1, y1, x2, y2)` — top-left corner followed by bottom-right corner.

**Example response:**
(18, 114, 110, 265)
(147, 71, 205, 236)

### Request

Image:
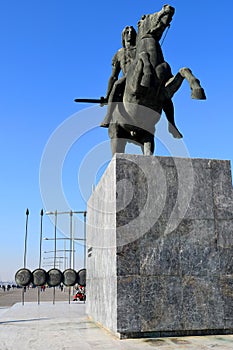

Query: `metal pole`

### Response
(38, 285, 40, 305)
(83, 211, 87, 304)
(38, 209, 44, 305)
(53, 210, 57, 305)
(54, 210, 57, 268)
(45, 209, 87, 301)
(72, 219, 76, 296)
(69, 211, 73, 304)
(64, 240, 66, 270)
(23, 209, 29, 268)
(69, 211, 73, 269)
(39, 209, 44, 268)
(73, 220, 75, 271)
(84, 211, 87, 270)
(22, 287, 25, 306)
(23, 208, 29, 306)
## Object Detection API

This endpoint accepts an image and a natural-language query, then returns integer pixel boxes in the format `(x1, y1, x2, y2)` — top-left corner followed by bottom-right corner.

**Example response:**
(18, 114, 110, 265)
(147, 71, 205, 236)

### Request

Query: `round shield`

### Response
(32, 268, 47, 286)
(47, 268, 63, 287)
(63, 268, 77, 287)
(77, 268, 86, 287)
(15, 268, 32, 287)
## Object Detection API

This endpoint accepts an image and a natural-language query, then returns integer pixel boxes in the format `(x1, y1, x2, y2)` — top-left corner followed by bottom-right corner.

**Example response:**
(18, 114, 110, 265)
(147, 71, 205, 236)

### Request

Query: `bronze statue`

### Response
(100, 26, 137, 128)
(100, 24, 183, 141)
(75, 4, 206, 156)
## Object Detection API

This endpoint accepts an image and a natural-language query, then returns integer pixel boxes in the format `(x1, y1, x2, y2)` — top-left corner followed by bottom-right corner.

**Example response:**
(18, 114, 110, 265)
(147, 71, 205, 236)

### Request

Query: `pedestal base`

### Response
(86, 154, 233, 338)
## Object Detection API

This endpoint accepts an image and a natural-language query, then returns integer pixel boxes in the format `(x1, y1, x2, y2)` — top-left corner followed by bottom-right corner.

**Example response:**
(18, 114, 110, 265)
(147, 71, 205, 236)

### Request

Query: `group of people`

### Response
(0, 284, 15, 291)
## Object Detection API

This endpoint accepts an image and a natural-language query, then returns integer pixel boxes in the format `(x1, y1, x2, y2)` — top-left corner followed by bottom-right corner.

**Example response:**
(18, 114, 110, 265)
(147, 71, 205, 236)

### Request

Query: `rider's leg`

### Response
(100, 78, 126, 128)
(128, 59, 144, 93)
(162, 99, 183, 139)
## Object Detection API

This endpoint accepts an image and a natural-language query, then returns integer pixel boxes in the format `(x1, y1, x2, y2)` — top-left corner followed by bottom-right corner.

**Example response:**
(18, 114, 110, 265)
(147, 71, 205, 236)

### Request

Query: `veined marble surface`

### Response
(86, 154, 233, 338)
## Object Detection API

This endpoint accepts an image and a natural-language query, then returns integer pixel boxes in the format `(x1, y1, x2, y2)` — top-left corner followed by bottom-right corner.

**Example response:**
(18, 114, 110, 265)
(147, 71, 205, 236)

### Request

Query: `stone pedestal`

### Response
(86, 154, 233, 338)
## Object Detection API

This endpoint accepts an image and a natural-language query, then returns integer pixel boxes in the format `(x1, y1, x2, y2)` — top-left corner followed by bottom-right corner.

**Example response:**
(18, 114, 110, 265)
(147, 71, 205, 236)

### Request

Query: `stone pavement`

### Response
(0, 301, 233, 350)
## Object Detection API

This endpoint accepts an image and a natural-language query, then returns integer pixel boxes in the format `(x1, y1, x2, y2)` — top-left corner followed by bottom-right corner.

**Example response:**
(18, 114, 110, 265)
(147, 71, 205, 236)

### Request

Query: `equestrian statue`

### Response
(75, 4, 206, 156)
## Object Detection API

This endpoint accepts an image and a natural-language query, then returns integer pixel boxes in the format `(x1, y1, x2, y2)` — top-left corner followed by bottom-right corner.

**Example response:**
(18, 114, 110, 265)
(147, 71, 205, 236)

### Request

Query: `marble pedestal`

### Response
(86, 154, 233, 338)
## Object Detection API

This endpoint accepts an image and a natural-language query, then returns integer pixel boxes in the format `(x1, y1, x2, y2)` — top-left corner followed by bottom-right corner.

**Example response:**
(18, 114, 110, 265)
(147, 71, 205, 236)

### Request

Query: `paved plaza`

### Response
(0, 288, 233, 349)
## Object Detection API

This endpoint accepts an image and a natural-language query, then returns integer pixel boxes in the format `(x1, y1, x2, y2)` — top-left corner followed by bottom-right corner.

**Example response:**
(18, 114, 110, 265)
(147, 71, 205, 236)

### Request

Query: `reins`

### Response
(160, 24, 170, 46)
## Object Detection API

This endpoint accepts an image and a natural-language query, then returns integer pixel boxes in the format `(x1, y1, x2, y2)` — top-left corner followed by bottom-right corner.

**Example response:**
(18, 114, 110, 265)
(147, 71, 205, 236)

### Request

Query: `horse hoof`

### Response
(174, 132, 183, 139)
(191, 87, 206, 100)
(169, 124, 183, 139)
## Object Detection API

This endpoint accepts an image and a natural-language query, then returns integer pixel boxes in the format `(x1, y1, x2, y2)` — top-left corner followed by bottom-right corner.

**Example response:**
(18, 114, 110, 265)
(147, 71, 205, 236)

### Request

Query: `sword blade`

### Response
(74, 98, 102, 104)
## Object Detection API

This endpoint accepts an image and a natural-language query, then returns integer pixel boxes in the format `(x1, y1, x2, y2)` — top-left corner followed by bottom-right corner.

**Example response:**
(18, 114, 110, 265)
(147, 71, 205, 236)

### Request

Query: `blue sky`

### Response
(0, 0, 233, 281)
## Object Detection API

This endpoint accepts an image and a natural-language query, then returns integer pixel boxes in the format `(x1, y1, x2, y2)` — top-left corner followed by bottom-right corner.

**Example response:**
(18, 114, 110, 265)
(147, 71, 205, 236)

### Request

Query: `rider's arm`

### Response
(105, 51, 121, 100)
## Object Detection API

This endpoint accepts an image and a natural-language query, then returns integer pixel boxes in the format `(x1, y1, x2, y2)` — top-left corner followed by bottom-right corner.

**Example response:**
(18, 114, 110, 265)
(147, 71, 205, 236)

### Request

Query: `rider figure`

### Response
(100, 25, 183, 139)
(100, 25, 137, 128)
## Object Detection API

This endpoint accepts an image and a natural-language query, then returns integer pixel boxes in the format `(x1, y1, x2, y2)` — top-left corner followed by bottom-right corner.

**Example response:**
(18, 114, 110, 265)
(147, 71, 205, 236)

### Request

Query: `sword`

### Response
(74, 96, 107, 105)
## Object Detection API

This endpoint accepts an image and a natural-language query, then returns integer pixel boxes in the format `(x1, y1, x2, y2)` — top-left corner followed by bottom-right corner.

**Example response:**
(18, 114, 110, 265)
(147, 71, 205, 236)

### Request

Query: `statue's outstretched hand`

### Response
(100, 96, 108, 107)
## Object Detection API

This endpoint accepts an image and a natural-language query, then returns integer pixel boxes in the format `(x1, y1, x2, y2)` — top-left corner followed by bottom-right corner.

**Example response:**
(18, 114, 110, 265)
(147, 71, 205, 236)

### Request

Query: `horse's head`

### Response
(137, 4, 175, 40)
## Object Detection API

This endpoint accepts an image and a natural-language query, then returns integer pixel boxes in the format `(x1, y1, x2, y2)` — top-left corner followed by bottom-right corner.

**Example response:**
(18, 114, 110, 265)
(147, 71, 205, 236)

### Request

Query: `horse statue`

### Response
(107, 4, 206, 155)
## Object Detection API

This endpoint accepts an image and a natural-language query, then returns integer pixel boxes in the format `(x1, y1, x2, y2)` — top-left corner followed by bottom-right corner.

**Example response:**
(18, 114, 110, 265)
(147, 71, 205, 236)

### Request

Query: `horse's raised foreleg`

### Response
(139, 52, 154, 88)
(165, 72, 185, 98)
(179, 67, 206, 100)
